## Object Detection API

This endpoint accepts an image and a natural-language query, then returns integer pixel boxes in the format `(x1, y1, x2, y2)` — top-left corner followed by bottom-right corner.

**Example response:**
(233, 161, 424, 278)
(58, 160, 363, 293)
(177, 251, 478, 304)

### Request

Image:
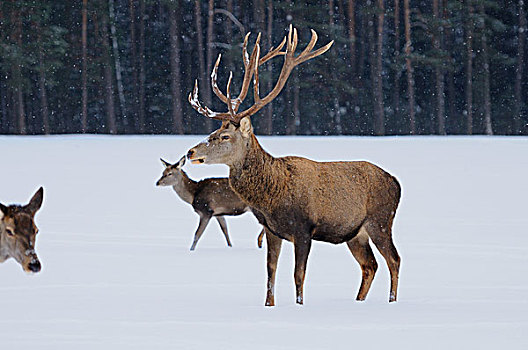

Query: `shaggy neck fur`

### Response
(229, 133, 289, 213)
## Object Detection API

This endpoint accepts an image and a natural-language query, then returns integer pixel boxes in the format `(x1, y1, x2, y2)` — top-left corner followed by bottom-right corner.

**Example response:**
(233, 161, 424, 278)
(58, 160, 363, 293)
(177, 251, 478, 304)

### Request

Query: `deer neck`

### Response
(172, 170, 197, 205)
(0, 224, 9, 262)
(229, 134, 286, 213)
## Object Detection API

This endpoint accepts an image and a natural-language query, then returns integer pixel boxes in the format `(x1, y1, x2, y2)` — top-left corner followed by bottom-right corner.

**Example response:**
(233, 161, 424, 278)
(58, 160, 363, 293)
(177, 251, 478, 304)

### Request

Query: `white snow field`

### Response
(0, 135, 527, 349)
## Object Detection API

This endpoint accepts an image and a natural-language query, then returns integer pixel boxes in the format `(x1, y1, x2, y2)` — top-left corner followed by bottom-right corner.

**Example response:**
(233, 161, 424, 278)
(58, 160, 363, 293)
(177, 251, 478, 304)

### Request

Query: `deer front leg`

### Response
(190, 213, 211, 251)
(215, 216, 232, 247)
(293, 236, 312, 305)
(265, 230, 282, 306)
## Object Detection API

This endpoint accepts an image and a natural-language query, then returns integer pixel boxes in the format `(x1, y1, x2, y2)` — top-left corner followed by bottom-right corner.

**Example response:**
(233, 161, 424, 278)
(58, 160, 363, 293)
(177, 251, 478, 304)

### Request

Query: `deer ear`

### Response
(160, 158, 172, 168)
(239, 117, 253, 138)
(177, 156, 186, 168)
(26, 187, 44, 215)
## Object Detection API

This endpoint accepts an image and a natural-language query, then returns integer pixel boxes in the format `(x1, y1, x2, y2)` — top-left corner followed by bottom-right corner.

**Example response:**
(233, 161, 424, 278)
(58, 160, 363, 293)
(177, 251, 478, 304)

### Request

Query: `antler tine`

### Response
(226, 71, 235, 117)
(211, 54, 229, 104)
(296, 39, 334, 65)
(291, 27, 298, 54)
(232, 33, 261, 112)
(259, 36, 287, 65)
(232, 25, 332, 122)
(188, 26, 333, 124)
(286, 24, 294, 56)
(242, 32, 251, 67)
(299, 29, 318, 59)
(189, 80, 221, 120)
(253, 42, 262, 104)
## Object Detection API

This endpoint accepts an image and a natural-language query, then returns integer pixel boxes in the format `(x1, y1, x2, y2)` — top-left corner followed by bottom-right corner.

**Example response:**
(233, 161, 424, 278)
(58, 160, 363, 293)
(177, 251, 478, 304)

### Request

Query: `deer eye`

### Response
(221, 135, 231, 141)
(6, 228, 15, 236)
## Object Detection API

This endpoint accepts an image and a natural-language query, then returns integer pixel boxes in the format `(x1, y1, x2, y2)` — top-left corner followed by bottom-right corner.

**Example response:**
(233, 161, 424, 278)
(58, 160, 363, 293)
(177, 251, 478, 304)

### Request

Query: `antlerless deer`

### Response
(156, 156, 264, 250)
(0, 188, 44, 273)
(187, 26, 401, 306)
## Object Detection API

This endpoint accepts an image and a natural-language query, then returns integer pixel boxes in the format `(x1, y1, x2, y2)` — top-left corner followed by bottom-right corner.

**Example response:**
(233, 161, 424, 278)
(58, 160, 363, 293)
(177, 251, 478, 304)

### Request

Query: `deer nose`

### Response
(187, 149, 195, 159)
(28, 260, 41, 273)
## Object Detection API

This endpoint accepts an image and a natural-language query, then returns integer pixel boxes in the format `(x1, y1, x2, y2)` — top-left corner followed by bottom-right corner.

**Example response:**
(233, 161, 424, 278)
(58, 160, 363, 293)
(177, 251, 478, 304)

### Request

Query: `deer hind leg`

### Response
(364, 219, 401, 302)
(190, 213, 212, 251)
(265, 230, 282, 306)
(215, 216, 232, 247)
(346, 229, 378, 301)
(293, 237, 312, 305)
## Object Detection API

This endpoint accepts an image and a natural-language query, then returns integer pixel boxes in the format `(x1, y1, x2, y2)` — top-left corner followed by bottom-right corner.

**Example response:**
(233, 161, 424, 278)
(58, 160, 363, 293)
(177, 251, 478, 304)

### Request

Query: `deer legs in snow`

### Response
(190, 214, 234, 251)
(347, 231, 378, 301)
(293, 238, 312, 305)
(264, 231, 313, 306)
(265, 230, 282, 306)
(215, 216, 232, 247)
(362, 220, 401, 302)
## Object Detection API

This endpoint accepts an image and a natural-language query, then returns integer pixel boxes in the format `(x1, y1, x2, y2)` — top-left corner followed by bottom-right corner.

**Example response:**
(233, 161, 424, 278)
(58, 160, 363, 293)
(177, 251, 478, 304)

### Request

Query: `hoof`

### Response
(265, 299, 275, 307)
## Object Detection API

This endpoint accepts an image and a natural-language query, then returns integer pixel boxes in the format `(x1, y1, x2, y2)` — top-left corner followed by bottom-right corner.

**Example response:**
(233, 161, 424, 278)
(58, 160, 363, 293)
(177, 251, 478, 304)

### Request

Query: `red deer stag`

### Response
(0, 187, 44, 273)
(187, 26, 401, 306)
(156, 156, 265, 250)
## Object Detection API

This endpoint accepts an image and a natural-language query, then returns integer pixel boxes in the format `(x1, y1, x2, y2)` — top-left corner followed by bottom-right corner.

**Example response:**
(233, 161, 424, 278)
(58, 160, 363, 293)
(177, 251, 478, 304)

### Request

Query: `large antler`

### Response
(188, 25, 333, 124)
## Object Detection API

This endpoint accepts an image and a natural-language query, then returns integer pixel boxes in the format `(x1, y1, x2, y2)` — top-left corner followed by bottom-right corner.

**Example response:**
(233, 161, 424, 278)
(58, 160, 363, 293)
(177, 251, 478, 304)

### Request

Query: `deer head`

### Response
(156, 156, 186, 187)
(0, 187, 44, 273)
(187, 25, 333, 166)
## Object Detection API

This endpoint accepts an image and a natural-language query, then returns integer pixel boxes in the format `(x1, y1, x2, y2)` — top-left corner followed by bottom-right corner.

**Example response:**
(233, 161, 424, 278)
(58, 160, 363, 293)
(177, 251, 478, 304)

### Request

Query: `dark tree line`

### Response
(0, 0, 527, 135)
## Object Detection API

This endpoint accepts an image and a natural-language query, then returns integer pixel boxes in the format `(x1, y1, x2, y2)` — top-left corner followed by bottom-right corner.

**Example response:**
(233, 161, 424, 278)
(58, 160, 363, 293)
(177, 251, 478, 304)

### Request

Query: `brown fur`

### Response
(156, 157, 264, 250)
(0, 187, 44, 273)
(188, 119, 401, 305)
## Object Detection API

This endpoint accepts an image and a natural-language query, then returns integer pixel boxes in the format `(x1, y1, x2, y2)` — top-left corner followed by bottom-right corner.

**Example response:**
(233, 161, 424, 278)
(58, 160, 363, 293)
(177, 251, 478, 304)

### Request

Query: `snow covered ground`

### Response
(0, 135, 527, 349)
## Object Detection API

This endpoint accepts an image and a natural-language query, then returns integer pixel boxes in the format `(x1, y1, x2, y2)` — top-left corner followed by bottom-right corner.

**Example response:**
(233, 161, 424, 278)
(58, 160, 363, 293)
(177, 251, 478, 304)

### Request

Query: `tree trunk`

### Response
(13, 11, 25, 134)
(35, 19, 50, 134)
(194, 0, 210, 132)
(434, 0, 446, 135)
(479, 4, 492, 135)
(293, 75, 300, 134)
(264, 0, 273, 135)
(347, 0, 356, 82)
(514, 0, 526, 134)
(38, 68, 49, 134)
(101, 6, 117, 134)
(129, 0, 139, 130)
(373, 0, 385, 135)
(205, 0, 215, 132)
(404, 0, 415, 134)
(225, 0, 234, 73)
(169, 1, 183, 134)
(82, 0, 88, 133)
(393, 0, 401, 123)
(0, 76, 7, 134)
(109, 0, 127, 130)
(329, 0, 335, 26)
(444, 0, 455, 131)
(465, 0, 474, 135)
(138, 0, 146, 133)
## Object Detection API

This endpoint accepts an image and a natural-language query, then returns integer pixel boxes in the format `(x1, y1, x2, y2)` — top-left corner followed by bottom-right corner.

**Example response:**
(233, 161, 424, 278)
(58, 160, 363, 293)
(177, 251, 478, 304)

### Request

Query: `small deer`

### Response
(187, 26, 401, 306)
(0, 187, 44, 273)
(156, 156, 263, 250)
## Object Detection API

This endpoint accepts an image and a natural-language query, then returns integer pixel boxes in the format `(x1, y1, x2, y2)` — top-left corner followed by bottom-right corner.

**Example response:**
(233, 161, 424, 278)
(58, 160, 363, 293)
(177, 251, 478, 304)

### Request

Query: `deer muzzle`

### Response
(23, 249, 41, 273)
(187, 148, 206, 164)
